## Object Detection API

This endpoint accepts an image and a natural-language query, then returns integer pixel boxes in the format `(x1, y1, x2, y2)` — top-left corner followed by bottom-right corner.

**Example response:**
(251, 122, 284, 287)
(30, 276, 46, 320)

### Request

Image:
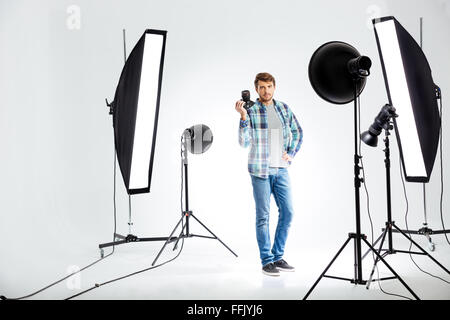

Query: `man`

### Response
(235, 72, 303, 276)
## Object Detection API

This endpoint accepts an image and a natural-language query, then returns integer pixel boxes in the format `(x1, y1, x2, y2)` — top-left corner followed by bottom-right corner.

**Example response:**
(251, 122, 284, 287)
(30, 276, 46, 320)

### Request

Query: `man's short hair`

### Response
(254, 72, 276, 88)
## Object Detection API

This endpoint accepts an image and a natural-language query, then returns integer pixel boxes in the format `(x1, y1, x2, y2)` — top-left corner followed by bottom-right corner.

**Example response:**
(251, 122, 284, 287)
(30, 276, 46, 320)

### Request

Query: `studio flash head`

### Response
(361, 104, 397, 147)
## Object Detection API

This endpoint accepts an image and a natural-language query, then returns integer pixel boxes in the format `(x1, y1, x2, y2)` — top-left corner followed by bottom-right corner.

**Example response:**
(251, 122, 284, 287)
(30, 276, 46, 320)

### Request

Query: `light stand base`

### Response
(392, 227, 450, 252)
(151, 210, 238, 266)
(150, 135, 237, 267)
(98, 234, 179, 258)
(366, 222, 450, 289)
(303, 232, 420, 300)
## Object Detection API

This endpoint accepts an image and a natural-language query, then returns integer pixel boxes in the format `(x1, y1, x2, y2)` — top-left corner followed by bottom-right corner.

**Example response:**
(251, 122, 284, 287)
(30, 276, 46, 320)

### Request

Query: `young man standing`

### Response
(235, 72, 303, 276)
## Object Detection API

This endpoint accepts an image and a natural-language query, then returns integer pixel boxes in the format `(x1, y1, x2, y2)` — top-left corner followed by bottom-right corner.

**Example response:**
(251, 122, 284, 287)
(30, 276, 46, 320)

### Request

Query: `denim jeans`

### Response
(250, 167, 294, 266)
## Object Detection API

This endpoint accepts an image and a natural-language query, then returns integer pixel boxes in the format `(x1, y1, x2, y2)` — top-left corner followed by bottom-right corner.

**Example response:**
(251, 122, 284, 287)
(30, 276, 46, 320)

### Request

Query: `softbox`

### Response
(111, 29, 167, 194)
(373, 16, 440, 182)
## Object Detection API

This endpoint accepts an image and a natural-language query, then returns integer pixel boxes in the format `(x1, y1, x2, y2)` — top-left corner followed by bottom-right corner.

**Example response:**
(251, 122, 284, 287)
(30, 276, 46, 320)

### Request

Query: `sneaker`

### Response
(262, 262, 280, 276)
(274, 259, 295, 272)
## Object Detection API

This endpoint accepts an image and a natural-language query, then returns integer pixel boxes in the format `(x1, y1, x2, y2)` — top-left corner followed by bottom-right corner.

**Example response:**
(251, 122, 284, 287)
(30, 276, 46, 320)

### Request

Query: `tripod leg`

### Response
(393, 224, 449, 274)
(362, 232, 384, 260)
(366, 227, 389, 289)
(190, 213, 238, 257)
(173, 222, 187, 251)
(362, 238, 420, 300)
(303, 236, 352, 300)
(152, 215, 185, 266)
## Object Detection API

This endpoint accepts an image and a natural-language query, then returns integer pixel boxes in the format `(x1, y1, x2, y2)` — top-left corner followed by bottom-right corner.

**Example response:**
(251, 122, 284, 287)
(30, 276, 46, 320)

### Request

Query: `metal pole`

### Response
(353, 81, 363, 284)
(128, 195, 133, 235)
(184, 162, 190, 236)
(384, 130, 393, 252)
(420, 17, 423, 49)
(123, 29, 127, 63)
(419, 18, 429, 228)
(123, 29, 134, 236)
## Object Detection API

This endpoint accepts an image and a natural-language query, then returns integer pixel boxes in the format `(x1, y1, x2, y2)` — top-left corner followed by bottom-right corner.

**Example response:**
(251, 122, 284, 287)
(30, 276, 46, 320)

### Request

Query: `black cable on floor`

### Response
(64, 136, 187, 300)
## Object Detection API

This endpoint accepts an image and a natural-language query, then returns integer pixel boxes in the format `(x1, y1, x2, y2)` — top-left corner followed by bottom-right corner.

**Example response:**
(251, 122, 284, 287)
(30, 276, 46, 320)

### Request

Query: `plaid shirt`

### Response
(238, 99, 303, 178)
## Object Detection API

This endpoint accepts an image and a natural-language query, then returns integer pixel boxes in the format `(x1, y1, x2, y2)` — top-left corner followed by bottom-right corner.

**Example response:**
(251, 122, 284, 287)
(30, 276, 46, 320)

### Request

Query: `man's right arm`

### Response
(235, 100, 251, 148)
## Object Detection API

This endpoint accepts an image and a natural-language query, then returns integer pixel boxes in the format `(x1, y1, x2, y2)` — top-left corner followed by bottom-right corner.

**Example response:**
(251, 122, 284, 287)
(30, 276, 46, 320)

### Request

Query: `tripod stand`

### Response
(151, 131, 238, 266)
(303, 83, 419, 300)
(364, 128, 450, 290)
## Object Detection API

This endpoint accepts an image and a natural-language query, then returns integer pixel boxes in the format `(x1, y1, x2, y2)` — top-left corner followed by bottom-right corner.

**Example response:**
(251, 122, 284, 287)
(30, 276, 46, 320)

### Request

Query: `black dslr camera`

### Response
(241, 90, 255, 110)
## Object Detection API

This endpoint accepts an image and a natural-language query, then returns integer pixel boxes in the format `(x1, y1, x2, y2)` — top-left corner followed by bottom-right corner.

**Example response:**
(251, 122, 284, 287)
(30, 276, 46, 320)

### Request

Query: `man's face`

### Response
(255, 81, 275, 103)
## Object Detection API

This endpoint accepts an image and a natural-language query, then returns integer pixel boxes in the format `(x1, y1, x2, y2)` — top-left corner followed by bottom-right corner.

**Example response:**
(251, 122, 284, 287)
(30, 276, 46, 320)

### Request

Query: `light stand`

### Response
(364, 127, 450, 290)
(151, 129, 238, 266)
(98, 29, 179, 257)
(303, 80, 418, 299)
(372, 16, 449, 252)
(304, 41, 420, 299)
(395, 18, 450, 251)
(392, 87, 450, 249)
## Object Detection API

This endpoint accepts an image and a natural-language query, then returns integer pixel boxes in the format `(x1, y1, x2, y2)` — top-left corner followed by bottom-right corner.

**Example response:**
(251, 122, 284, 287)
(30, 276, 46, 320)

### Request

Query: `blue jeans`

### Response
(250, 167, 294, 266)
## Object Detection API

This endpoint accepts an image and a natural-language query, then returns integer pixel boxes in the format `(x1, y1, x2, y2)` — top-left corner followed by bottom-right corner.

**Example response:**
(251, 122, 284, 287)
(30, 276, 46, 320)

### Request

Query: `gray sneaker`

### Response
(262, 262, 280, 276)
(274, 259, 295, 272)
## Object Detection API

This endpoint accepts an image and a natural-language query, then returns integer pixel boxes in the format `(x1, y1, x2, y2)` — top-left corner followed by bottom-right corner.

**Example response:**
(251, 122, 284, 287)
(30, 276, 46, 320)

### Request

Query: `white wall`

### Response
(1, 0, 449, 295)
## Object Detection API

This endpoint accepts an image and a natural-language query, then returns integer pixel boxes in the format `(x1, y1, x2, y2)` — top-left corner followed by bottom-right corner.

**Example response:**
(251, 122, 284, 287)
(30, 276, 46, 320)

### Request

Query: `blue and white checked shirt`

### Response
(238, 99, 303, 178)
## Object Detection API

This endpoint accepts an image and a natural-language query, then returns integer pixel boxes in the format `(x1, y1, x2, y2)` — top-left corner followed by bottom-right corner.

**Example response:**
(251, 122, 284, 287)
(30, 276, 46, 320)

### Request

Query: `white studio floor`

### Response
(1, 232, 450, 301)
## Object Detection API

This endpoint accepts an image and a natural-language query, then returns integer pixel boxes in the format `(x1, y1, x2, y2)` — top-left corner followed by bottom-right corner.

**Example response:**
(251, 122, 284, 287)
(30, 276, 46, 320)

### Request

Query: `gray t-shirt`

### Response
(266, 103, 289, 168)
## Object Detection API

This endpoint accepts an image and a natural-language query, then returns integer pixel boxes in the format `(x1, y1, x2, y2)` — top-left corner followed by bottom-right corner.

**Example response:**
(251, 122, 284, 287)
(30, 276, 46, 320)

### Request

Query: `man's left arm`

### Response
(286, 106, 303, 159)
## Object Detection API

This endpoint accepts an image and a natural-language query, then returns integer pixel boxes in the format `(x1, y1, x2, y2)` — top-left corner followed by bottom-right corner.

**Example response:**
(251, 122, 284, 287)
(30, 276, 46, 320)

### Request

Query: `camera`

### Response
(241, 90, 255, 110)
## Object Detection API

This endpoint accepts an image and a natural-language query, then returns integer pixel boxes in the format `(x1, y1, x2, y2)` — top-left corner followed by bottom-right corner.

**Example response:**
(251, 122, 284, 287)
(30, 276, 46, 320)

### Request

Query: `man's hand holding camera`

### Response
(235, 100, 247, 121)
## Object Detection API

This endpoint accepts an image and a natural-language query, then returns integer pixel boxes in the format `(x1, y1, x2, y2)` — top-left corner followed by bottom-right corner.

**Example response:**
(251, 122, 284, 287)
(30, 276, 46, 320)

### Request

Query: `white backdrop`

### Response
(1, 0, 449, 299)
